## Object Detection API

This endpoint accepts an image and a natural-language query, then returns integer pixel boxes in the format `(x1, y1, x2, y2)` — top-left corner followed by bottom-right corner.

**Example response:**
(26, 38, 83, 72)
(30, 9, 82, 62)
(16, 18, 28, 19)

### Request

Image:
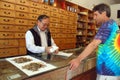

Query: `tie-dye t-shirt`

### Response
(94, 19, 120, 76)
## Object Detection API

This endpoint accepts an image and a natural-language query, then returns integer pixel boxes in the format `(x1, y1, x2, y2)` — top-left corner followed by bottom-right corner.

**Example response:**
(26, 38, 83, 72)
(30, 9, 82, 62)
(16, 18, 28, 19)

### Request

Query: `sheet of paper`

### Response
(55, 51, 73, 57)
(6, 55, 57, 76)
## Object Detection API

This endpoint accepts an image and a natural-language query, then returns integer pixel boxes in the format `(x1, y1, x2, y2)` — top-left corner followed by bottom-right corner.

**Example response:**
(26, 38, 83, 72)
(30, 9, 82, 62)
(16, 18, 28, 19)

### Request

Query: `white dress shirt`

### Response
(25, 27, 57, 54)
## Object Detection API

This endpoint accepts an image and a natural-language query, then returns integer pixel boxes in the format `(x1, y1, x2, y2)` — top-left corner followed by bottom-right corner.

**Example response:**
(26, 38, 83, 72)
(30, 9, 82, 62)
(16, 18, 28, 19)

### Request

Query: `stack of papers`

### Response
(55, 51, 73, 57)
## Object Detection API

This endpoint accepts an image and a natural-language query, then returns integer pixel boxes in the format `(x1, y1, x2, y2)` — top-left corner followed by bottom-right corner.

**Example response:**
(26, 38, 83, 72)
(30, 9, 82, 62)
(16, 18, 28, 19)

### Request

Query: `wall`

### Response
(66, 0, 114, 10)
(110, 4, 120, 25)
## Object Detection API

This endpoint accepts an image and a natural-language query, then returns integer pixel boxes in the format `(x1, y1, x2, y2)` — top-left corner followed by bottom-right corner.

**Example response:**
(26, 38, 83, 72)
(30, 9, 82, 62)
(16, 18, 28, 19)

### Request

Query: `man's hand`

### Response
(69, 58, 81, 70)
(54, 49, 59, 54)
(45, 47, 52, 53)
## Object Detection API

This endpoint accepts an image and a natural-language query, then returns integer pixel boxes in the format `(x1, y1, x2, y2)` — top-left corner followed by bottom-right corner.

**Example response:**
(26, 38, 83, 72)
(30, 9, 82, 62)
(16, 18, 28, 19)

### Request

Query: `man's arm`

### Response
(25, 31, 46, 53)
(69, 39, 101, 70)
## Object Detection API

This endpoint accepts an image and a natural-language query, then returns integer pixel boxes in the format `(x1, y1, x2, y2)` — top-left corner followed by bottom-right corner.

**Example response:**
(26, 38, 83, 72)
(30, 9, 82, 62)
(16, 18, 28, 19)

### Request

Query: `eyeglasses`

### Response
(41, 21, 49, 27)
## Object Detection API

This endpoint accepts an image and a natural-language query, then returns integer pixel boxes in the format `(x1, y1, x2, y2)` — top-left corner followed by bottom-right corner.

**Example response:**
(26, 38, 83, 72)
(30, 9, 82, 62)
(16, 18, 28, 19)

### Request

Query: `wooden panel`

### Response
(50, 7, 58, 13)
(28, 20, 36, 26)
(14, 33, 25, 38)
(0, 32, 14, 38)
(15, 26, 28, 32)
(0, 1, 15, 10)
(42, 10, 50, 16)
(0, 39, 18, 48)
(15, 19, 28, 25)
(16, 0, 29, 6)
(50, 12, 59, 18)
(42, 5, 50, 11)
(0, 25, 15, 31)
(29, 7, 39, 14)
(15, 11, 29, 19)
(19, 47, 26, 55)
(29, 1, 41, 9)
(50, 17, 59, 23)
(18, 39, 26, 47)
(0, 48, 18, 58)
(1, 0, 15, 3)
(0, 17, 14, 24)
(29, 13, 38, 20)
(0, 9, 15, 17)
(15, 5, 28, 12)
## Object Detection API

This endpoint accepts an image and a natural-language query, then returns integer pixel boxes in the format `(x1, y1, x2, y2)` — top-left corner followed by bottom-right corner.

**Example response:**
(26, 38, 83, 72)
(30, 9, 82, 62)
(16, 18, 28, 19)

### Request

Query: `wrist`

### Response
(76, 56, 82, 62)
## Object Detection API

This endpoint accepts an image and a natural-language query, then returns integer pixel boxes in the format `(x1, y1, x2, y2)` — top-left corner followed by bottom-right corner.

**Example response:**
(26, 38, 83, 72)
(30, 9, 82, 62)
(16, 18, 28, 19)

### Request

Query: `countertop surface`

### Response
(0, 47, 96, 80)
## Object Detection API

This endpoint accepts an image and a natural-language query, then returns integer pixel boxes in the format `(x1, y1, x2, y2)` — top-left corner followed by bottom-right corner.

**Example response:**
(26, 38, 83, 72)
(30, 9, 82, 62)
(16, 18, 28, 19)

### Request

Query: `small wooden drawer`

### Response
(15, 5, 29, 13)
(50, 12, 59, 18)
(29, 7, 39, 14)
(0, 9, 15, 17)
(29, 1, 40, 9)
(0, 32, 14, 38)
(15, 11, 29, 19)
(15, 19, 28, 25)
(0, 1, 15, 10)
(0, 39, 18, 48)
(42, 5, 50, 11)
(62, 19, 68, 24)
(50, 7, 58, 13)
(19, 47, 26, 55)
(62, 15, 67, 20)
(49, 23, 58, 28)
(59, 24, 65, 28)
(1, 0, 15, 3)
(15, 26, 28, 32)
(0, 17, 14, 24)
(50, 17, 59, 23)
(42, 10, 50, 16)
(71, 25, 77, 29)
(29, 14, 38, 20)
(51, 34, 57, 38)
(0, 25, 15, 31)
(15, 33, 25, 38)
(49, 28, 56, 33)
(18, 39, 26, 47)
(59, 14, 64, 19)
(0, 48, 18, 58)
(28, 20, 36, 26)
(59, 19, 64, 24)
(59, 9, 66, 15)
(16, 0, 29, 6)
(71, 29, 77, 33)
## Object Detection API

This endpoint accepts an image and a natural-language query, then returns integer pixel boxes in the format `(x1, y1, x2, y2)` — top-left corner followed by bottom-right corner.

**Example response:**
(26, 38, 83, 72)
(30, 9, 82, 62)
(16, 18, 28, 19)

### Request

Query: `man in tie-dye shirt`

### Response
(69, 3, 120, 80)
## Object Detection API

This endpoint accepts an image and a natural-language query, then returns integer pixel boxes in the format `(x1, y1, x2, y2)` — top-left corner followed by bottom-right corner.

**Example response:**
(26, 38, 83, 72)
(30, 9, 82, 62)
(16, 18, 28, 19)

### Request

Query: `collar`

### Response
(37, 26, 47, 33)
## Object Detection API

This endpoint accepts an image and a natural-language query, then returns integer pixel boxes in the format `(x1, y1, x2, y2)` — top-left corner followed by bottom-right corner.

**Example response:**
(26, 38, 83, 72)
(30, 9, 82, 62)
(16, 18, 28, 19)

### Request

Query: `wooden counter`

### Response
(0, 48, 96, 80)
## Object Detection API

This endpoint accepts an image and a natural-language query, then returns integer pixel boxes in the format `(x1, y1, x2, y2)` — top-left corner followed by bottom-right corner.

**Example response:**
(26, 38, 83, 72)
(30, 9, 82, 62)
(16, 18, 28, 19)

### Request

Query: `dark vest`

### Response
(27, 27, 51, 56)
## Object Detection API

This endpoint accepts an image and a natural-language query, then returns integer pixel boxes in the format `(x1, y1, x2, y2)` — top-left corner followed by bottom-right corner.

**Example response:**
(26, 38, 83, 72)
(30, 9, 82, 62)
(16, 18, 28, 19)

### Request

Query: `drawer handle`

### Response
(4, 11, 11, 15)
(19, 14, 24, 17)
(20, 1, 25, 3)
(32, 22, 35, 24)
(32, 16, 37, 18)
(33, 3, 37, 6)
(3, 42, 9, 45)
(44, 6, 48, 9)
(3, 19, 10, 22)
(33, 10, 37, 12)
(3, 34, 9, 36)
(19, 21, 24, 23)
(4, 4, 10, 7)
(20, 7, 25, 10)
(3, 26, 9, 29)
(18, 27, 23, 30)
